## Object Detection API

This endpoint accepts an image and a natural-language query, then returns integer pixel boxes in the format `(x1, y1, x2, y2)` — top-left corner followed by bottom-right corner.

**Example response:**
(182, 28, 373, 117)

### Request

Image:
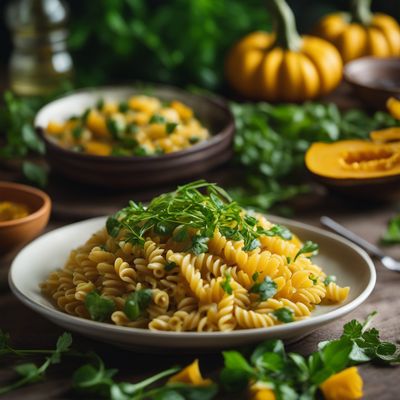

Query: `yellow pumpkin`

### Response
(387, 96, 400, 120)
(315, 0, 400, 63)
(225, 0, 343, 102)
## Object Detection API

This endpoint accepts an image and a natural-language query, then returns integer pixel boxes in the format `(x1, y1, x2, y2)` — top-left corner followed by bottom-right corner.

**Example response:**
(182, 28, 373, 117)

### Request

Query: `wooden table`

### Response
(1, 84, 400, 398)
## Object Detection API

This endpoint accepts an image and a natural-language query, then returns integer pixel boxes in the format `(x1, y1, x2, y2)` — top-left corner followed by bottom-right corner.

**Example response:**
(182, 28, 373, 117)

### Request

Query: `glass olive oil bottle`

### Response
(6, 0, 74, 96)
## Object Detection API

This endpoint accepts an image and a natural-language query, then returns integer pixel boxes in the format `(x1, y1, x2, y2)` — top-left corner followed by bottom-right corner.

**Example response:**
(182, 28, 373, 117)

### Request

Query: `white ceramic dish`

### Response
(9, 216, 376, 352)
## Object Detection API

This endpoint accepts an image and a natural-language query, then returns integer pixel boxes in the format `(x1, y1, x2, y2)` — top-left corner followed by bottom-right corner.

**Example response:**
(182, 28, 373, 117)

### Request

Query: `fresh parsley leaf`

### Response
(294, 241, 319, 261)
(149, 114, 166, 124)
(72, 126, 83, 139)
(191, 235, 209, 255)
(286, 256, 292, 264)
(252, 272, 259, 282)
(106, 117, 125, 139)
(251, 340, 285, 366)
(381, 215, 400, 245)
(242, 238, 260, 251)
(263, 224, 292, 240)
(124, 289, 152, 321)
(164, 262, 177, 272)
(220, 351, 254, 392)
(22, 123, 45, 154)
(220, 272, 233, 295)
(84, 291, 115, 322)
(106, 216, 121, 238)
(173, 226, 189, 242)
(166, 122, 178, 134)
(323, 275, 336, 286)
(249, 277, 277, 301)
(127, 122, 139, 134)
(309, 274, 318, 285)
(273, 307, 294, 323)
(189, 136, 200, 144)
(118, 101, 129, 113)
(96, 98, 104, 110)
(22, 161, 47, 188)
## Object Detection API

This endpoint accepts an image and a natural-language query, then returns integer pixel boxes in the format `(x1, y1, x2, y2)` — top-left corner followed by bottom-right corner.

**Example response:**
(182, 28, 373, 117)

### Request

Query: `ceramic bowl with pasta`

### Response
(34, 86, 234, 188)
(40, 181, 353, 333)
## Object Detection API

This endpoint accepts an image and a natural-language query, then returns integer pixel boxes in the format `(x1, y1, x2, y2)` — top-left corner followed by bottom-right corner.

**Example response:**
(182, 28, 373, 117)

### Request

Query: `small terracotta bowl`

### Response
(35, 85, 235, 188)
(344, 57, 400, 110)
(0, 182, 51, 254)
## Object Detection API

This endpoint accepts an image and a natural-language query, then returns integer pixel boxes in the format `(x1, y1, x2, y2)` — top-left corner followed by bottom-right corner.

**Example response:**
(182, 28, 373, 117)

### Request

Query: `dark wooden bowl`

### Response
(344, 57, 400, 110)
(35, 85, 235, 188)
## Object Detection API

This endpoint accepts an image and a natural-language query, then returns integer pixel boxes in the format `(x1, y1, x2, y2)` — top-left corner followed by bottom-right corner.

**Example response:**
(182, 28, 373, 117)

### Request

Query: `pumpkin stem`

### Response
(350, 0, 373, 25)
(268, 0, 302, 51)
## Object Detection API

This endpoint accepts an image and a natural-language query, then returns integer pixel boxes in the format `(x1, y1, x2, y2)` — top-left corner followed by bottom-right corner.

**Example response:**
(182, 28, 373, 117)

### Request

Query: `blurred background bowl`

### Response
(35, 85, 235, 189)
(0, 182, 51, 254)
(344, 57, 400, 110)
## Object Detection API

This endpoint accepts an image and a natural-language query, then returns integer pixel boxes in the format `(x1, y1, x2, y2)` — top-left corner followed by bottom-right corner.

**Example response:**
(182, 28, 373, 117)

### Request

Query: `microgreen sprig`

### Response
(106, 180, 293, 255)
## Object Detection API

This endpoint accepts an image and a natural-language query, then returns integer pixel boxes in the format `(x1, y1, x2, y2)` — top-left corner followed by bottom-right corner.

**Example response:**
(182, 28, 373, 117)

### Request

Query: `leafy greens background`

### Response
(0, 0, 398, 90)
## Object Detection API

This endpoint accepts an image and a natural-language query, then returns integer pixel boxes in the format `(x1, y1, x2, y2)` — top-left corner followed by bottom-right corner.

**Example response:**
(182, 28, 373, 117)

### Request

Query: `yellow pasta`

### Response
(40, 181, 350, 332)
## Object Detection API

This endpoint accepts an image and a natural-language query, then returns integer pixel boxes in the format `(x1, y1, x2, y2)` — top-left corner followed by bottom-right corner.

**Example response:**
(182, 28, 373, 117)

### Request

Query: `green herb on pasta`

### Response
(84, 291, 116, 322)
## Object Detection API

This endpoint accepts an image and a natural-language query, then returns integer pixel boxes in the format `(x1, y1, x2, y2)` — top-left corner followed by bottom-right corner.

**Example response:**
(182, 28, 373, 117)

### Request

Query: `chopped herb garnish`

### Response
(381, 215, 400, 245)
(118, 101, 129, 113)
(286, 256, 292, 264)
(324, 275, 337, 286)
(252, 272, 259, 282)
(96, 98, 104, 111)
(133, 146, 148, 156)
(106, 117, 125, 139)
(221, 272, 233, 295)
(105, 180, 307, 255)
(165, 262, 177, 271)
(294, 240, 319, 261)
(84, 291, 115, 322)
(189, 136, 200, 144)
(249, 277, 277, 301)
(127, 122, 139, 135)
(72, 126, 83, 139)
(309, 274, 318, 285)
(124, 289, 152, 321)
(273, 307, 294, 323)
(81, 108, 90, 122)
(260, 224, 292, 240)
(149, 114, 166, 124)
(166, 122, 178, 134)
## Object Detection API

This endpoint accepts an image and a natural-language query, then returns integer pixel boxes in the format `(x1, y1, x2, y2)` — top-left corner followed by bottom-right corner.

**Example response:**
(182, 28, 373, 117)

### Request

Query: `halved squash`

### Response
(370, 127, 400, 144)
(305, 140, 400, 180)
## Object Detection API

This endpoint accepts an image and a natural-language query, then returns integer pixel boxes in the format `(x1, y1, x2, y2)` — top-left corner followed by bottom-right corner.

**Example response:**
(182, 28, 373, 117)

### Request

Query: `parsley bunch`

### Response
(106, 180, 293, 254)
(220, 312, 400, 399)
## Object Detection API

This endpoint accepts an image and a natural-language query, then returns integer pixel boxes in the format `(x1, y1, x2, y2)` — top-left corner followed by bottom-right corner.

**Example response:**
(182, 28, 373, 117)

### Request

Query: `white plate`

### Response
(9, 216, 376, 351)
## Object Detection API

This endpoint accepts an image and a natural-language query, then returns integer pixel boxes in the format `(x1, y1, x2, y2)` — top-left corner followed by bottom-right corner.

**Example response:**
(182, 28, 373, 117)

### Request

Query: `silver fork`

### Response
(320, 216, 400, 272)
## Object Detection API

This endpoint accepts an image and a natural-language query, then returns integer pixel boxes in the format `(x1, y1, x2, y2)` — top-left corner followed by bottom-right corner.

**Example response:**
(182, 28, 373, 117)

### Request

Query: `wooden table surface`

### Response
(1, 85, 400, 399)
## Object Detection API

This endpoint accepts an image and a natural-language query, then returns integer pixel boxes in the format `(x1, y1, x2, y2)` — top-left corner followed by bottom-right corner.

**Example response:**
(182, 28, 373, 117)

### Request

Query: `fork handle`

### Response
(320, 216, 384, 259)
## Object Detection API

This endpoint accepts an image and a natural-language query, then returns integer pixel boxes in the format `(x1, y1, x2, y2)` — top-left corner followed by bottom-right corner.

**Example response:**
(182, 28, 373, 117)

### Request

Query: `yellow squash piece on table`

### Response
(252, 388, 276, 400)
(169, 359, 212, 386)
(370, 127, 400, 144)
(315, 0, 400, 63)
(320, 367, 363, 400)
(387, 97, 400, 120)
(305, 140, 400, 180)
(225, 0, 342, 102)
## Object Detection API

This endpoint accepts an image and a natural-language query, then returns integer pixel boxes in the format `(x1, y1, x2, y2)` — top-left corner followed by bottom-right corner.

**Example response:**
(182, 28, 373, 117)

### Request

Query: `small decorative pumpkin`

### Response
(315, 0, 400, 63)
(225, 0, 343, 102)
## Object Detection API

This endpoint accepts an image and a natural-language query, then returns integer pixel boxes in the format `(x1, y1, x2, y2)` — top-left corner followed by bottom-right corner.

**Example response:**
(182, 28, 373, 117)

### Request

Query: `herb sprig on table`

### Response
(1, 313, 399, 398)
(230, 102, 400, 210)
(106, 180, 293, 254)
(381, 214, 400, 245)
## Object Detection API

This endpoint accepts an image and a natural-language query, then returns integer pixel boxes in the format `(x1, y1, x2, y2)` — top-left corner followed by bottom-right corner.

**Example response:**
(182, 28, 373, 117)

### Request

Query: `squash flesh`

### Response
(305, 140, 400, 179)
